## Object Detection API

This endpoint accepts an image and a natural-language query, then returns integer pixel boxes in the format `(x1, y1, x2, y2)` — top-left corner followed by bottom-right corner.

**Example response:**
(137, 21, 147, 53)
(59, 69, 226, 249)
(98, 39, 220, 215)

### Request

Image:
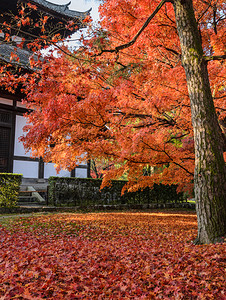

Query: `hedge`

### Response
(48, 177, 184, 207)
(0, 173, 22, 207)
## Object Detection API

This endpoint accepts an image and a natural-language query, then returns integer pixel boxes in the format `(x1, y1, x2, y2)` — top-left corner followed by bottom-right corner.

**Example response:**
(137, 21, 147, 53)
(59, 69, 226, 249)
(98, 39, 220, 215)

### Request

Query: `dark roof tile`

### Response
(19, 0, 91, 20)
(0, 43, 32, 69)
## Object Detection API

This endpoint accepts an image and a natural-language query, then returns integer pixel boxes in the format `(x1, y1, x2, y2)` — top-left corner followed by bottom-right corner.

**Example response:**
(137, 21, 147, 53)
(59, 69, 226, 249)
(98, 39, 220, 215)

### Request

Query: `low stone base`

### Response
(0, 202, 195, 214)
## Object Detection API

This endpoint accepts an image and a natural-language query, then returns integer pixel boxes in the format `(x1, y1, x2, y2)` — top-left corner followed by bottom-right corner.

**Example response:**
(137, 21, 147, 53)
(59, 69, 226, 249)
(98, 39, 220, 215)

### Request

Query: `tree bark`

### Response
(173, 0, 226, 244)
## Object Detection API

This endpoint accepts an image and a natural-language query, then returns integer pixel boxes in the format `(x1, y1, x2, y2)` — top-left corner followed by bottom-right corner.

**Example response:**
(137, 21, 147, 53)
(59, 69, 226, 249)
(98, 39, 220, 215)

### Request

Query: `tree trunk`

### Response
(173, 0, 226, 244)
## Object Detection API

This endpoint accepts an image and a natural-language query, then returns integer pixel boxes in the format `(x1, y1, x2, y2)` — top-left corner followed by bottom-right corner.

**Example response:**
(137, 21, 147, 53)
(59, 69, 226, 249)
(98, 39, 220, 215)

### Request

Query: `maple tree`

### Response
(0, 0, 225, 244)
(0, 212, 225, 298)
(90, 159, 114, 179)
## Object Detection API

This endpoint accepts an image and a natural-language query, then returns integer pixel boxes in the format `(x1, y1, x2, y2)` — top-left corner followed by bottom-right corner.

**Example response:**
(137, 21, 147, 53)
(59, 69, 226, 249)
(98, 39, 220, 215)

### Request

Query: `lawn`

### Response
(0, 212, 225, 299)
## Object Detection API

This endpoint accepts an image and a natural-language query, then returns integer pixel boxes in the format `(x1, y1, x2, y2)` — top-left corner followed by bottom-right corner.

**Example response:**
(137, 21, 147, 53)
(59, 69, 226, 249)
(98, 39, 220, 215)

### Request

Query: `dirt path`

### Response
(0, 212, 51, 221)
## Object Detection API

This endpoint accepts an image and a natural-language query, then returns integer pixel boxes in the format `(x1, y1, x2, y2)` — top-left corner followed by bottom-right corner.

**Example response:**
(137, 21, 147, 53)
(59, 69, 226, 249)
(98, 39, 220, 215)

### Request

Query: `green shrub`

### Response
(0, 173, 22, 207)
(48, 177, 183, 207)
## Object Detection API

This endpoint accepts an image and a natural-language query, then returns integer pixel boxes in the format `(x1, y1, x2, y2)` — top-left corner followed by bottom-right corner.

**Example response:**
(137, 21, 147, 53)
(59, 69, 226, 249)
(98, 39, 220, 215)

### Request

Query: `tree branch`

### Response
(0, 22, 86, 62)
(213, 4, 217, 34)
(205, 55, 226, 61)
(197, 1, 212, 22)
(96, 0, 170, 56)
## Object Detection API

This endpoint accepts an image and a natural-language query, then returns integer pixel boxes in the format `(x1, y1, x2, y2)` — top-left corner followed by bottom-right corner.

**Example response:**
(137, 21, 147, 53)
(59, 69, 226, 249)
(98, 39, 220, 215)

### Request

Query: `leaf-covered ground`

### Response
(0, 212, 225, 299)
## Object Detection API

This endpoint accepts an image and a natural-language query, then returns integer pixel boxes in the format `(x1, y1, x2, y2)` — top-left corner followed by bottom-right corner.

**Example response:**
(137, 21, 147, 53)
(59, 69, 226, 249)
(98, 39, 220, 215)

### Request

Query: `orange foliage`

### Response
(0, 0, 225, 193)
(0, 212, 225, 299)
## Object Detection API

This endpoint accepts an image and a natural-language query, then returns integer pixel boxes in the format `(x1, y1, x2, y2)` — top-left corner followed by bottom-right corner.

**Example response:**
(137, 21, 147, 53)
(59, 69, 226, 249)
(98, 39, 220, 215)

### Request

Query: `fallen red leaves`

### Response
(0, 212, 225, 299)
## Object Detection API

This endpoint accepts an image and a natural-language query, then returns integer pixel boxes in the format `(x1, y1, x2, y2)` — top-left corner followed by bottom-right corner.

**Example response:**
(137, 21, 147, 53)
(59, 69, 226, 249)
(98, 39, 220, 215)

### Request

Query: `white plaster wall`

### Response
(13, 161, 39, 178)
(13, 115, 88, 179)
(16, 102, 27, 108)
(44, 163, 71, 179)
(75, 168, 87, 178)
(0, 97, 13, 106)
(14, 115, 31, 157)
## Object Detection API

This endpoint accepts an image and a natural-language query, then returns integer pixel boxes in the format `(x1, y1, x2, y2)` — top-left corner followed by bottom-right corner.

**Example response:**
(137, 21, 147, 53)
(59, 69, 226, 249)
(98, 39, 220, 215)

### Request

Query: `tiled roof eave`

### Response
(0, 43, 33, 70)
(19, 0, 92, 20)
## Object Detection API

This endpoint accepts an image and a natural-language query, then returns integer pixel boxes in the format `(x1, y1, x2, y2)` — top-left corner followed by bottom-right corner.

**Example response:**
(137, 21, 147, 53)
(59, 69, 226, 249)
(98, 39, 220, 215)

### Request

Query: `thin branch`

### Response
(160, 83, 189, 97)
(96, 0, 170, 56)
(164, 3, 175, 24)
(127, 11, 138, 20)
(0, 22, 87, 61)
(161, 148, 194, 175)
(172, 161, 194, 175)
(200, 0, 211, 6)
(141, 140, 193, 175)
(214, 97, 226, 101)
(197, 1, 212, 21)
(217, 16, 226, 23)
(158, 45, 180, 57)
(205, 55, 226, 61)
(213, 4, 217, 34)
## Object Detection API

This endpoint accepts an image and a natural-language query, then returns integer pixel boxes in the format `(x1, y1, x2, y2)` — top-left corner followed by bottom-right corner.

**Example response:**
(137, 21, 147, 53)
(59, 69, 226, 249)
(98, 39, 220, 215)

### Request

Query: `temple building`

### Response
(0, 0, 90, 179)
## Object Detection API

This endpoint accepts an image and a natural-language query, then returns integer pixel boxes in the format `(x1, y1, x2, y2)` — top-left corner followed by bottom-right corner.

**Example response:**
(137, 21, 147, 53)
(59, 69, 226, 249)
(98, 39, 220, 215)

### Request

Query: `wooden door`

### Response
(0, 110, 13, 173)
